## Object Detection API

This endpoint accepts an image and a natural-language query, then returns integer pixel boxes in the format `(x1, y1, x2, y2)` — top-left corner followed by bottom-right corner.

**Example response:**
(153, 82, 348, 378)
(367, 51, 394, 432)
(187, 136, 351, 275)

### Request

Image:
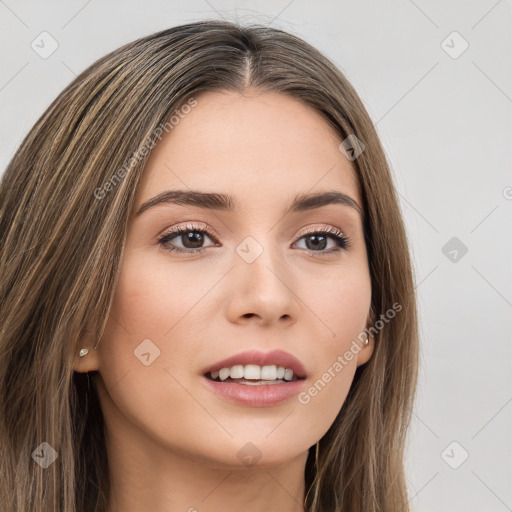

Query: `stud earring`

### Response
(363, 337, 369, 345)
(79, 348, 89, 357)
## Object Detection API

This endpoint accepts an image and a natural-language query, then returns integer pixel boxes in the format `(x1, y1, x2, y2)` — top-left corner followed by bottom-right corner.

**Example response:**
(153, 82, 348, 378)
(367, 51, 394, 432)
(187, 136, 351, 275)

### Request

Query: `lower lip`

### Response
(200, 376, 306, 407)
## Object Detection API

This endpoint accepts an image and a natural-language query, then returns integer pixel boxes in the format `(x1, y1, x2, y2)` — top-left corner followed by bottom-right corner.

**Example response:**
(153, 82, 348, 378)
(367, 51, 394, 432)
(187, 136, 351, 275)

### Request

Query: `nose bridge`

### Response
(238, 232, 281, 281)
(229, 231, 298, 320)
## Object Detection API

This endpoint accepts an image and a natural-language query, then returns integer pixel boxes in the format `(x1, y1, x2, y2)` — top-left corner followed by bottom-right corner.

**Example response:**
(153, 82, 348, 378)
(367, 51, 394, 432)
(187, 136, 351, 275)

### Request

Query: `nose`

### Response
(224, 239, 300, 327)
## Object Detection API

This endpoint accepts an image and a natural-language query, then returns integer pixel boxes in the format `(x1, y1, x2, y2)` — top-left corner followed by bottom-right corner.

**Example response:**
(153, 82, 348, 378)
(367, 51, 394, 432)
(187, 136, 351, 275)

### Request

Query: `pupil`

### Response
(183, 231, 204, 248)
(306, 234, 327, 251)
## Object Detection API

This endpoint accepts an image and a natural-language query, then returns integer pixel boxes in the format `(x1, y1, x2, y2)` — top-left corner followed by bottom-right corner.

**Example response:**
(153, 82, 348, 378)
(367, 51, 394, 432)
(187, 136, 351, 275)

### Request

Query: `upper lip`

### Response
(202, 349, 307, 379)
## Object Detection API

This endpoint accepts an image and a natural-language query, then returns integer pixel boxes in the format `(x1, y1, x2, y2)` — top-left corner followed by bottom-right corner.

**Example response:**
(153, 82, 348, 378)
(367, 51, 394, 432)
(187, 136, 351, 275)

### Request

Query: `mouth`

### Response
(201, 348, 308, 385)
(204, 365, 306, 385)
(200, 350, 307, 406)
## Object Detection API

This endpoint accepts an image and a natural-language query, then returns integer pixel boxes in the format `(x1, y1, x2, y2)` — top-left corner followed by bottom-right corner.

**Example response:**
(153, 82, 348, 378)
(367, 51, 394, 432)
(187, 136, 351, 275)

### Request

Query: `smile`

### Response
(206, 364, 302, 383)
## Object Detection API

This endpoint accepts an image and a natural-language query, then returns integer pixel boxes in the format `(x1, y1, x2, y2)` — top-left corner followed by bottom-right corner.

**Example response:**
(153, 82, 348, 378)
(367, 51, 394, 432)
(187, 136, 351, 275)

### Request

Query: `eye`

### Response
(157, 223, 219, 254)
(293, 226, 350, 255)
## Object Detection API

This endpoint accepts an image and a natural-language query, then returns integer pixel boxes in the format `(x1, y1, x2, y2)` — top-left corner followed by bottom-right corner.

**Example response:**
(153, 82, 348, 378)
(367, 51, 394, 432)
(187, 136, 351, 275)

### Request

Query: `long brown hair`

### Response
(0, 20, 419, 511)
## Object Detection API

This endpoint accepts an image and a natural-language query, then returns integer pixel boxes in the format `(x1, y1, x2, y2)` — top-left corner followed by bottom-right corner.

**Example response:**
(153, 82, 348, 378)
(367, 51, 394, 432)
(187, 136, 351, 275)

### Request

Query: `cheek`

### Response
(109, 251, 218, 339)
(305, 263, 371, 339)
(97, 252, 203, 396)
(96, 359, 210, 462)
(96, 253, 211, 453)
(298, 359, 358, 434)
(290, 265, 371, 429)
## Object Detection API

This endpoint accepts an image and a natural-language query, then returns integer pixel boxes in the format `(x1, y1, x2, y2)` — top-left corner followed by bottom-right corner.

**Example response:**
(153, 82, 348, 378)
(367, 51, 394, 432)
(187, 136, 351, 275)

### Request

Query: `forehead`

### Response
(134, 90, 361, 212)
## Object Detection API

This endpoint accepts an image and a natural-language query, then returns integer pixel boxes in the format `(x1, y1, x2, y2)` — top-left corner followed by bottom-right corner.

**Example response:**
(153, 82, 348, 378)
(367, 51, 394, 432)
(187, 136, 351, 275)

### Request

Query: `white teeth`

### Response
(230, 365, 244, 379)
(244, 364, 261, 380)
(261, 365, 277, 380)
(284, 368, 294, 381)
(209, 364, 297, 382)
(219, 368, 230, 381)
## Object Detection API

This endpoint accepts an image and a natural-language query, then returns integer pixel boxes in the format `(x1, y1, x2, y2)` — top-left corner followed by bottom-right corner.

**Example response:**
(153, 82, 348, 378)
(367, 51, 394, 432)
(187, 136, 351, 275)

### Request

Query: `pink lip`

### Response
(202, 349, 307, 378)
(200, 376, 306, 407)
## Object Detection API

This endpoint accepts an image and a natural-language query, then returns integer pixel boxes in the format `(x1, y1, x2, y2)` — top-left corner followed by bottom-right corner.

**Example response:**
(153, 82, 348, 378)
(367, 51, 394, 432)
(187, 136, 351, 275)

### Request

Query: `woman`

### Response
(0, 20, 419, 512)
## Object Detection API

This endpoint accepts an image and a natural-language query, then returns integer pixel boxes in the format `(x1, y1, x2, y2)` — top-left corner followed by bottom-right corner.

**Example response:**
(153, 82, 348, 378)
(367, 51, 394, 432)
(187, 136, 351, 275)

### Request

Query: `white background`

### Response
(1, 1, 511, 511)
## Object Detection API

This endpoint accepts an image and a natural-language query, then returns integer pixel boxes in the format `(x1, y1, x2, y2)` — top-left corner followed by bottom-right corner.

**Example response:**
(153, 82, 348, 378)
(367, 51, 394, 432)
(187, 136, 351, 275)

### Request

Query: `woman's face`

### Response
(82, 90, 373, 468)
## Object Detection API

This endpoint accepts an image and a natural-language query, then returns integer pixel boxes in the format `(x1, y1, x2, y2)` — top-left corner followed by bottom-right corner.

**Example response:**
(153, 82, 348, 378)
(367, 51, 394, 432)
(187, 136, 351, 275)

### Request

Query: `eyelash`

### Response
(157, 223, 351, 256)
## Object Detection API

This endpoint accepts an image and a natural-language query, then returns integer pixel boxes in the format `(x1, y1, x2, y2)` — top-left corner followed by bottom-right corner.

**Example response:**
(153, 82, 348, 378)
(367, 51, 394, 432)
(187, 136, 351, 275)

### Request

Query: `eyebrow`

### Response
(135, 189, 363, 218)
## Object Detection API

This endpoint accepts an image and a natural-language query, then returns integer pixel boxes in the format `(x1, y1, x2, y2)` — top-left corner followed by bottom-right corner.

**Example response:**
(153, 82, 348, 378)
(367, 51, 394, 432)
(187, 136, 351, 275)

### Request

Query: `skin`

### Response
(75, 89, 374, 512)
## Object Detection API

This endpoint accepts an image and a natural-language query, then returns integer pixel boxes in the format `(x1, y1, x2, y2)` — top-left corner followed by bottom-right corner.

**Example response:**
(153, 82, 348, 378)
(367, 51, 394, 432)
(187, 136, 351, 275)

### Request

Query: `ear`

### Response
(356, 306, 376, 367)
(73, 339, 101, 373)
